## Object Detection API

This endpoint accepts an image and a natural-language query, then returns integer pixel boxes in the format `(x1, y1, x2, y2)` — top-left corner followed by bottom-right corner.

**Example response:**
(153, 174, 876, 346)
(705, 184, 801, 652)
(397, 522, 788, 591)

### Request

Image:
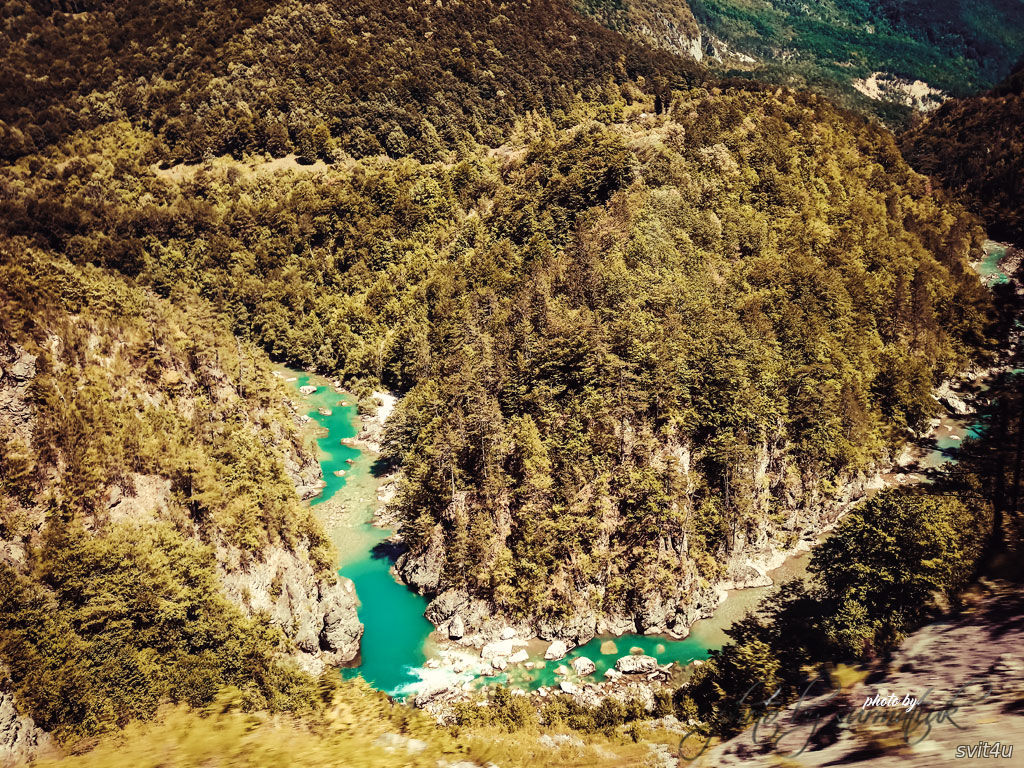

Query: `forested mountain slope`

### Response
(0, 246, 362, 743)
(683, 0, 1024, 121)
(0, 83, 992, 643)
(901, 63, 1024, 245)
(0, 0, 694, 164)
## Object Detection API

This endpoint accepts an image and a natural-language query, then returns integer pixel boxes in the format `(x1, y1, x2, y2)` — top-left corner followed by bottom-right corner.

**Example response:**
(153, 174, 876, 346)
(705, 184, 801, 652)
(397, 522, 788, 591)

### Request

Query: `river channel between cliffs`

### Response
(279, 241, 1014, 700)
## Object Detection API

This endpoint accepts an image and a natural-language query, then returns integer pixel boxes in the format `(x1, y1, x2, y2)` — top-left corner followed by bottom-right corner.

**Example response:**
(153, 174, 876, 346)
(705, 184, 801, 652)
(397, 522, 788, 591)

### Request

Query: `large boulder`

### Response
(537, 608, 598, 645)
(597, 613, 637, 636)
(544, 639, 569, 660)
(448, 615, 465, 640)
(940, 393, 971, 416)
(480, 638, 518, 660)
(424, 589, 493, 636)
(615, 654, 658, 674)
(572, 656, 597, 676)
(635, 590, 675, 633)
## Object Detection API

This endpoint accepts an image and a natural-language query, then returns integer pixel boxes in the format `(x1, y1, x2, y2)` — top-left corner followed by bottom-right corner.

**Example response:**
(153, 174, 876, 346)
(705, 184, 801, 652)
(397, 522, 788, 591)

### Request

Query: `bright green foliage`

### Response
(687, 0, 1024, 122)
(810, 489, 990, 655)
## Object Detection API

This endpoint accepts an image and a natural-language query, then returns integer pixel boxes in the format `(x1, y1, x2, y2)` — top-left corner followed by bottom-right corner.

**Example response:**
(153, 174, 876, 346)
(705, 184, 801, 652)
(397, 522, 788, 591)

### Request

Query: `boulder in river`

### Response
(318, 407, 332, 416)
(544, 639, 569, 660)
(508, 649, 529, 664)
(559, 681, 580, 695)
(448, 615, 465, 640)
(615, 654, 658, 674)
(491, 656, 508, 671)
(572, 656, 596, 676)
(940, 393, 971, 416)
(299, 385, 317, 395)
(480, 638, 518, 660)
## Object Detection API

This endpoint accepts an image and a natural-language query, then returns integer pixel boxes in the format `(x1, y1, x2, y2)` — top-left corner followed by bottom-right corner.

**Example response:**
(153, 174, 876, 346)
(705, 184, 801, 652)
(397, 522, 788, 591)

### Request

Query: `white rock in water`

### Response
(555, 665, 570, 676)
(448, 615, 465, 640)
(572, 656, 596, 676)
(615, 654, 658, 674)
(491, 656, 508, 671)
(299, 385, 317, 395)
(940, 394, 971, 416)
(604, 668, 622, 680)
(544, 640, 569, 660)
(481, 638, 517, 660)
(559, 681, 580, 695)
(500, 627, 516, 640)
(509, 649, 529, 664)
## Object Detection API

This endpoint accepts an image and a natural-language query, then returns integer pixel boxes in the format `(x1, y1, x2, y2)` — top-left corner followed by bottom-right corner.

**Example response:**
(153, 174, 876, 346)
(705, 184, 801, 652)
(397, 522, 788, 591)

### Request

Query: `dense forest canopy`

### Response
(901, 62, 1024, 245)
(0, 79, 992, 633)
(0, 0, 695, 164)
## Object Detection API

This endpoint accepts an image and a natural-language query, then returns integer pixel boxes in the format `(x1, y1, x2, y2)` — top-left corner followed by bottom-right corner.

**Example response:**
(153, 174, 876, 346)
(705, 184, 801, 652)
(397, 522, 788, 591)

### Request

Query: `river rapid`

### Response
(280, 241, 1012, 699)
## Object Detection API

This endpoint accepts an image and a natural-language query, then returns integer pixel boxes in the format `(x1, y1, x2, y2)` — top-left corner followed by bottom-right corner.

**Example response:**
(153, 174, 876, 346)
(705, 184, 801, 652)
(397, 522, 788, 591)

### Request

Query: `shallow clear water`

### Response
(286, 372, 434, 694)
(978, 241, 1010, 285)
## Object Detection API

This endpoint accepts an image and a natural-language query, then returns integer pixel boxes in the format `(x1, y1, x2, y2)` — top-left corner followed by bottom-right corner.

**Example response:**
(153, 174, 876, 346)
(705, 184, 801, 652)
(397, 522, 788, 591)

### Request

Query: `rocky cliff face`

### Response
(576, 0, 703, 61)
(0, 683, 50, 766)
(0, 336, 362, 677)
(396, 420, 886, 647)
(218, 542, 362, 674)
